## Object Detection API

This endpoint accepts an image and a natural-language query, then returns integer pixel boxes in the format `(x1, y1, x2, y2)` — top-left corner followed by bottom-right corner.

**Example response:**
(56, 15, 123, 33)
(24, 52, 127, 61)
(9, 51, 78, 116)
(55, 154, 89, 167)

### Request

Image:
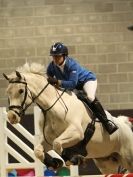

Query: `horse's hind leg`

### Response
(94, 155, 121, 174)
(120, 154, 133, 173)
(120, 140, 133, 172)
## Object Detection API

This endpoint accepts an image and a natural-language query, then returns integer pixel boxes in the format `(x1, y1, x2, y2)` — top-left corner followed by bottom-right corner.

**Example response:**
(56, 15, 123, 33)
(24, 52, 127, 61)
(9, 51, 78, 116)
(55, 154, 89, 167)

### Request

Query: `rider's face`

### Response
(52, 55, 64, 66)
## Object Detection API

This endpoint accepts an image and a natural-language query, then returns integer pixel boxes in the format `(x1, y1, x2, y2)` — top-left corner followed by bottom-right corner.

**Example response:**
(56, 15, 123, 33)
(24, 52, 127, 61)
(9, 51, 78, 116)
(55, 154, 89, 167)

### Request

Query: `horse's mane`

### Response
(17, 62, 46, 76)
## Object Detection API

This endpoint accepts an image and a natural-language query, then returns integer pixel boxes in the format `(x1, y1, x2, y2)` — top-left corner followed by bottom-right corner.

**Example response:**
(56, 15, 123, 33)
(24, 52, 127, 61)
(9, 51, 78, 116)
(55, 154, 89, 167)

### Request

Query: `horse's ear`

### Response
(3, 73, 10, 81)
(15, 71, 21, 79)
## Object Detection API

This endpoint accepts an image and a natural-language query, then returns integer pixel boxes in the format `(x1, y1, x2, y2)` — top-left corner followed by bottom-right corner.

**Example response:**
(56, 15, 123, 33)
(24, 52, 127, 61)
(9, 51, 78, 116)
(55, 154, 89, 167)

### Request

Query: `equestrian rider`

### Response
(46, 42, 118, 135)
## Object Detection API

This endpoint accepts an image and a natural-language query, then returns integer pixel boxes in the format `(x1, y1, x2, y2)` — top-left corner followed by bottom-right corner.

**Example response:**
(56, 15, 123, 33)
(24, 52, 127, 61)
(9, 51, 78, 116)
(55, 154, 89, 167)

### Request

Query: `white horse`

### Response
(3, 63, 133, 174)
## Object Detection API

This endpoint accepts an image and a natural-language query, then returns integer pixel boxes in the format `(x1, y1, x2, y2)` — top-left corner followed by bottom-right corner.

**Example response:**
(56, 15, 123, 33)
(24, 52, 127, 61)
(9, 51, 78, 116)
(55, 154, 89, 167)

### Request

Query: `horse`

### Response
(3, 62, 133, 174)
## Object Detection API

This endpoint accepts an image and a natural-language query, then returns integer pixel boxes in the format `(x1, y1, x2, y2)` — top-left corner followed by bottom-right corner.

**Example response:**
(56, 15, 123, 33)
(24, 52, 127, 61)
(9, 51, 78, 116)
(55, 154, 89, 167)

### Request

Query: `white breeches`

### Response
(83, 80, 97, 102)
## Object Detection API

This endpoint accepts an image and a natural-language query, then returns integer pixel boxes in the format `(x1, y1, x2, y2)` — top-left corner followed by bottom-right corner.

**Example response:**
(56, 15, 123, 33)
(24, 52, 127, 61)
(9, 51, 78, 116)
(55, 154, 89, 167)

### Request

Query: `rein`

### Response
(8, 79, 49, 117)
(8, 78, 67, 117)
(41, 88, 67, 146)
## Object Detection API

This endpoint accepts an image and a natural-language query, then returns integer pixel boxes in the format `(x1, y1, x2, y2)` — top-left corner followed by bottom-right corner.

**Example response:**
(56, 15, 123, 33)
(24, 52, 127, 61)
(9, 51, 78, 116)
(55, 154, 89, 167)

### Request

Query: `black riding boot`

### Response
(90, 98, 118, 134)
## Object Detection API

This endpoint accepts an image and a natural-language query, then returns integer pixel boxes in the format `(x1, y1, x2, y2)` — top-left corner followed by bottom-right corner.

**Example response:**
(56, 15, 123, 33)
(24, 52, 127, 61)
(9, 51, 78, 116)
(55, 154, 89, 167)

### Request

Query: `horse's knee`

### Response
(34, 144, 44, 161)
(53, 139, 63, 155)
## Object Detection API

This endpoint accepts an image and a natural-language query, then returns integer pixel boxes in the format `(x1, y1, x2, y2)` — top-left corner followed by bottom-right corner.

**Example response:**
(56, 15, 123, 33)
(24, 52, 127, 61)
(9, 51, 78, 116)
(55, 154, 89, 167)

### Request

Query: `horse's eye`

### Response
(19, 89, 24, 94)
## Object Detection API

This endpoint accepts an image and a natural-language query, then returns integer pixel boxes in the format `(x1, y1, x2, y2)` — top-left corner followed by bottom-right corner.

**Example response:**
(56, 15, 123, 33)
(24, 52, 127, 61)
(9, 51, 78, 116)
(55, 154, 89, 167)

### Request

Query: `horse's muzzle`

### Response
(7, 110, 20, 124)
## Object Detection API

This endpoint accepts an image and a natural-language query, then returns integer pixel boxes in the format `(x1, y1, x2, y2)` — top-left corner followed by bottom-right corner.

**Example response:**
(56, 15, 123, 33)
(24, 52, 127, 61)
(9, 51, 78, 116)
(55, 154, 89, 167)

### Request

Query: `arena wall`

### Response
(0, 0, 133, 111)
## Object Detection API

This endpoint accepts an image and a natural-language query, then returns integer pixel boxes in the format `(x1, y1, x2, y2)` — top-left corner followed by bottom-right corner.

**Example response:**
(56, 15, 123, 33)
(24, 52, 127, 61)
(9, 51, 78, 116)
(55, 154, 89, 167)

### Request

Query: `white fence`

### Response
(0, 106, 84, 177)
(0, 106, 44, 177)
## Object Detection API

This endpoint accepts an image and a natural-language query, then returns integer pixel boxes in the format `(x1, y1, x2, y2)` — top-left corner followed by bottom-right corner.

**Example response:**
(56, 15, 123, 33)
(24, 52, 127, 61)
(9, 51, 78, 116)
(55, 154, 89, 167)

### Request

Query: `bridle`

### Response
(8, 79, 28, 118)
(8, 77, 67, 118)
(8, 76, 68, 146)
(8, 76, 50, 117)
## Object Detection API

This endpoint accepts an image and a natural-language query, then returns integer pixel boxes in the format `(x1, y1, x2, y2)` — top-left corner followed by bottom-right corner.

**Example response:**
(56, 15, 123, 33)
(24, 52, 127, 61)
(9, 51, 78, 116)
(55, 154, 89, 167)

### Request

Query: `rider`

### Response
(46, 42, 118, 135)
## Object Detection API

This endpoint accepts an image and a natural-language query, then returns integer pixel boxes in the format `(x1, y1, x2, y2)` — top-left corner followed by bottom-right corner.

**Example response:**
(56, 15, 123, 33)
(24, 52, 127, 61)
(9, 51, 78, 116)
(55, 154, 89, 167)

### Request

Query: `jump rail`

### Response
(0, 106, 44, 177)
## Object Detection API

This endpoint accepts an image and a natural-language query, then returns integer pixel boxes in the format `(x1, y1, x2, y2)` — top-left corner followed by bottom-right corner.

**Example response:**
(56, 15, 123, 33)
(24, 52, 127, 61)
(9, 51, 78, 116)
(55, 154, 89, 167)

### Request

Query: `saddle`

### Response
(75, 90, 97, 120)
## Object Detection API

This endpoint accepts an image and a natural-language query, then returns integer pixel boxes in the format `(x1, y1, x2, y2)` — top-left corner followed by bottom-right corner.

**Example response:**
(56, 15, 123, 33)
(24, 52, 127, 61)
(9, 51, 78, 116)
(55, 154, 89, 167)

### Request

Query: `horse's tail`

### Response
(117, 115, 132, 129)
(105, 111, 133, 130)
(128, 117, 133, 124)
(128, 117, 133, 131)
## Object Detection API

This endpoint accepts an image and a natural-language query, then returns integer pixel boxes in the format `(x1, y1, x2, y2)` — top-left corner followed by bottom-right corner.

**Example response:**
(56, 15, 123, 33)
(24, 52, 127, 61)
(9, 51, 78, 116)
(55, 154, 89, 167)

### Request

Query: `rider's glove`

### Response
(47, 77, 61, 88)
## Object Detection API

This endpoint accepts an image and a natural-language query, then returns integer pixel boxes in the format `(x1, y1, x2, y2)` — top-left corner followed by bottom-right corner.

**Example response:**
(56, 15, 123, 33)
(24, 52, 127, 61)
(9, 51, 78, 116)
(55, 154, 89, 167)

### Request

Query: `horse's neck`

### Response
(25, 73, 66, 112)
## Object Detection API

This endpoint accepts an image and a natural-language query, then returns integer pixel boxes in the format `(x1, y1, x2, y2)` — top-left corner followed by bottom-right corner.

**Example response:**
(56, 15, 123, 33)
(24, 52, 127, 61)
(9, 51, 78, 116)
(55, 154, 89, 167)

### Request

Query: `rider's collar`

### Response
(56, 58, 66, 69)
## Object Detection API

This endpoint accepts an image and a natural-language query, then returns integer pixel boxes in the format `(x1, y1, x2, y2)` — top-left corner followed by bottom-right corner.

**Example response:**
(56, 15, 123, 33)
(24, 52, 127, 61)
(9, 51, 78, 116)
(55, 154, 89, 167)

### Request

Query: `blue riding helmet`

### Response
(50, 42, 68, 56)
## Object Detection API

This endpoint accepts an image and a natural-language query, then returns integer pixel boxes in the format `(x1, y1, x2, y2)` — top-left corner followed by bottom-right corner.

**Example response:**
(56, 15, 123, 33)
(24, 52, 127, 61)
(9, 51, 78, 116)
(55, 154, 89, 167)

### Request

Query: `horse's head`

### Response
(3, 71, 31, 124)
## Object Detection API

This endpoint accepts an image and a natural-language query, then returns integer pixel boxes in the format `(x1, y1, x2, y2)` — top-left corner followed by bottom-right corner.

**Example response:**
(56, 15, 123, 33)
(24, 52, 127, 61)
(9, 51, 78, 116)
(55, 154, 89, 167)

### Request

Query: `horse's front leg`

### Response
(34, 110, 45, 161)
(53, 123, 84, 155)
(34, 137, 45, 161)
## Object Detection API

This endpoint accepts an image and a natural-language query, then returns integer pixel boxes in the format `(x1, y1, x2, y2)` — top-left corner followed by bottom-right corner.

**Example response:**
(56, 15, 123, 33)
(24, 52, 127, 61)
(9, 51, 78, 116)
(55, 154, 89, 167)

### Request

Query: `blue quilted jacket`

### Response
(47, 57, 96, 90)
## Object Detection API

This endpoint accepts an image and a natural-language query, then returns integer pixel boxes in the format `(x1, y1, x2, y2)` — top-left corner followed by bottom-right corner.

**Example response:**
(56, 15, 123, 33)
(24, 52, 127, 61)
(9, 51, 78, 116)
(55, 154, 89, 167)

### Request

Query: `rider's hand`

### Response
(47, 77, 59, 86)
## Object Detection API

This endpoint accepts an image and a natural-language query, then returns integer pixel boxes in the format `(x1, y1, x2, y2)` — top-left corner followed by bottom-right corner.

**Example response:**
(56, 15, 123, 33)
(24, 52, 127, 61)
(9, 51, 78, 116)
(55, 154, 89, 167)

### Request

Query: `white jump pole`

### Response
(70, 165, 79, 176)
(0, 107, 7, 177)
(0, 106, 44, 176)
